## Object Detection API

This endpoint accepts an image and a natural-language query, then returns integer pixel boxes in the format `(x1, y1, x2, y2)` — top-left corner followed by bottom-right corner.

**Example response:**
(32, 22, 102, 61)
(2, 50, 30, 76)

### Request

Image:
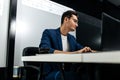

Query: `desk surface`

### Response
(22, 54, 82, 62)
(22, 51, 120, 63)
(82, 51, 120, 63)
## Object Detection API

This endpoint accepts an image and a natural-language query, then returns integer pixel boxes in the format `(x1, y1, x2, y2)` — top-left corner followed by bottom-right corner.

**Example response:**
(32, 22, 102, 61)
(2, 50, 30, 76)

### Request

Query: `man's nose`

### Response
(76, 23, 78, 27)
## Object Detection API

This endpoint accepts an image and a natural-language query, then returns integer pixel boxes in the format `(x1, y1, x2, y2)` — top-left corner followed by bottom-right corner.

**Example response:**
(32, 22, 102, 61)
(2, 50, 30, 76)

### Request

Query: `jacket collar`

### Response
(56, 28, 74, 51)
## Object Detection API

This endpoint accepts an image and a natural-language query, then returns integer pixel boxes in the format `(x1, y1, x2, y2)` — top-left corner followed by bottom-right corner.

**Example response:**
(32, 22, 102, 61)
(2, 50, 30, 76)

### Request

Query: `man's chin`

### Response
(71, 28, 75, 31)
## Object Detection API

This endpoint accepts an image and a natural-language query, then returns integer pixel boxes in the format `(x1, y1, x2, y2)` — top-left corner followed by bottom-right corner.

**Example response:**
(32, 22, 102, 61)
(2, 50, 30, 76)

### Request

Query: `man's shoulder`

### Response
(44, 28, 59, 33)
(43, 28, 60, 35)
(44, 28, 58, 31)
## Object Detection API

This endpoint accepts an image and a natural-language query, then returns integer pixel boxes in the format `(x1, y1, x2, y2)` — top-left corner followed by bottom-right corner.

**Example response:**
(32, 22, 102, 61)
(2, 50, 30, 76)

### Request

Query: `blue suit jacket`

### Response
(40, 28, 83, 53)
(39, 28, 84, 80)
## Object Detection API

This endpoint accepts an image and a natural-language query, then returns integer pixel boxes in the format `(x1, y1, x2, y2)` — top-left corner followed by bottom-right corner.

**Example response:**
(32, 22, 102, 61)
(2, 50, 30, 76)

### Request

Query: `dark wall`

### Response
(51, 0, 102, 19)
(103, 1, 120, 19)
(51, 0, 120, 20)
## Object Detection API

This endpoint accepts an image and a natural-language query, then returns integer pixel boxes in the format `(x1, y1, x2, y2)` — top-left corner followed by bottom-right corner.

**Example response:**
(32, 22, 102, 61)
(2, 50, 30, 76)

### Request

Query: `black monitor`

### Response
(101, 13, 120, 51)
(76, 12, 102, 50)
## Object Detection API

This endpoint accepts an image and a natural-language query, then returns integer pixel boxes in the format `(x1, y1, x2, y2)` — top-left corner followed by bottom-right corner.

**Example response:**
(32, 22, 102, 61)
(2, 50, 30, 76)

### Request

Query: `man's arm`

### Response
(40, 29, 55, 53)
(54, 46, 96, 54)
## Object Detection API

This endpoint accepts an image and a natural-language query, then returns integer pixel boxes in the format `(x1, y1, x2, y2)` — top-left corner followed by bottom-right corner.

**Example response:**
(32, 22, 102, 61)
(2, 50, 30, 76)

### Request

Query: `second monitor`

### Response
(101, 13, 120, 51)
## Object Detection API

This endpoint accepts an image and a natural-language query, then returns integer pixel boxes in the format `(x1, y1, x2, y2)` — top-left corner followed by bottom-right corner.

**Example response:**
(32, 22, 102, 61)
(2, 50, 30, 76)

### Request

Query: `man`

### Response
(40, 10, 95, 54)
(39, 10, 95, 80)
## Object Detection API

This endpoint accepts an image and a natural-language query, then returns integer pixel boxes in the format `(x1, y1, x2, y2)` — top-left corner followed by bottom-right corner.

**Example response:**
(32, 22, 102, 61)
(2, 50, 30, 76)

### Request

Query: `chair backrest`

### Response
(23, 47, 50, 56)
(23, 47, 40, 56)
(23, 47, 42, 67)
(23, 47, 49, 66)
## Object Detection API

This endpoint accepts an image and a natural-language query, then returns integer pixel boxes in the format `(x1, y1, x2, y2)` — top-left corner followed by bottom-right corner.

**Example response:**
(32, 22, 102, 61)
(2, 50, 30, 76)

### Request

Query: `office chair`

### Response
(22, 47, 42, 67)
(20, 47, 65, 80)
(19, 47, 48, 80)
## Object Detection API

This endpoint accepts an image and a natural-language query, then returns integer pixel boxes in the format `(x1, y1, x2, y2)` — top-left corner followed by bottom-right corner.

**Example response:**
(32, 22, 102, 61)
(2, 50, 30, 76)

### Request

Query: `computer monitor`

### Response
(101, 13, 120, 51)
(76, 12, 102, 50)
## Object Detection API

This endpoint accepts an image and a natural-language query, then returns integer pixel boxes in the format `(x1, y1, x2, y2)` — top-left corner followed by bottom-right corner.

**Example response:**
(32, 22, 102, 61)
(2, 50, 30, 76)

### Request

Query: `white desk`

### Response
(22, 54, 82, 62)
(22, 51, 120, 80)
(82, 51, 120, 63)
(22, 51, 120, 63)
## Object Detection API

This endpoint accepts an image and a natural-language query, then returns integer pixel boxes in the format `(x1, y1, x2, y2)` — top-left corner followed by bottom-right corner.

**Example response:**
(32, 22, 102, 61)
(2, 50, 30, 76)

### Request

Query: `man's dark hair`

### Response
(61, 10, 78, 24)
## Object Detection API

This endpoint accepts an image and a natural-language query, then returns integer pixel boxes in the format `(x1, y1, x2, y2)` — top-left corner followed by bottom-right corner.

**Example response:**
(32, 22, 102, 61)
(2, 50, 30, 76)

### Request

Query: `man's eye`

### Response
(74, 20, 78, 23)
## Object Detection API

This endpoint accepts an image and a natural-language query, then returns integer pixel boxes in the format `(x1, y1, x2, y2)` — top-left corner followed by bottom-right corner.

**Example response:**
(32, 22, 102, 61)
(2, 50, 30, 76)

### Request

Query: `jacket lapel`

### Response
(56, 28, 63, 50)
(67, 34, 74, 51)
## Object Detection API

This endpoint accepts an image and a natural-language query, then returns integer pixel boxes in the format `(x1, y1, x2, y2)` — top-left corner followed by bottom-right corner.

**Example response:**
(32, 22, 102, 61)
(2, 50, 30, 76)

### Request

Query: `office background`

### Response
(0, 0, 120, 80)
(14, 0, 120, 66)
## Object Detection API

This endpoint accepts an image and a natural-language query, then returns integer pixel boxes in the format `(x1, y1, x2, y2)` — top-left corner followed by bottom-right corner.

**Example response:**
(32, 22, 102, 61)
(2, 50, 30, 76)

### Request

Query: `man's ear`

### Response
(64, 17, 68, 22)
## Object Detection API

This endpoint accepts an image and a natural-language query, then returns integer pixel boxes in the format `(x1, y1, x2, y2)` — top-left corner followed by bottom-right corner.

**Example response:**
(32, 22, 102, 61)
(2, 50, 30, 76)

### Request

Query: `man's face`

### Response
(66, 15, 78, 31)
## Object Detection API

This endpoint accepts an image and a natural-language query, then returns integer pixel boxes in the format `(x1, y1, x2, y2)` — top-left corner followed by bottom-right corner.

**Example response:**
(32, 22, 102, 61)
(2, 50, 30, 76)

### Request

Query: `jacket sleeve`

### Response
(39, 29, 55, 53)
(76, 42, 83, 50)
(69, 34, 83, 51)
(74, 37, 83, 50)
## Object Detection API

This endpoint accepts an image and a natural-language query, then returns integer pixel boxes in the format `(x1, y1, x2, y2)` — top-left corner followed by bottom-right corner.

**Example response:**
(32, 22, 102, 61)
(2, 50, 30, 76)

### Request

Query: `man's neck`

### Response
(60, 25, 69, 36)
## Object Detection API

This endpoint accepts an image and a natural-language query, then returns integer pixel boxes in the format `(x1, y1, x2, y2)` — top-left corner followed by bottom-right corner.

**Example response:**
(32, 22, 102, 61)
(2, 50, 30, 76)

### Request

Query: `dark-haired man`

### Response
(40, 10, 95, 80)
(40, 10, 95, 54)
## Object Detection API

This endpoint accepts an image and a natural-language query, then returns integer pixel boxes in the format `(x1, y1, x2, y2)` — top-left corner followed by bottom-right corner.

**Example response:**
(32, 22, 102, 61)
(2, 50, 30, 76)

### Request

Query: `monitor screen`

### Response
(101, 13, 120, 51)
(76, 12, 102, 50)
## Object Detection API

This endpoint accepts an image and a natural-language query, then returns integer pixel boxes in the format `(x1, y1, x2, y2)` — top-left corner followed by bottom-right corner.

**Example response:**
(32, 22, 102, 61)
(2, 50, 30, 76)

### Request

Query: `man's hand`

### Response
(54, 47, 97, 54)
(77, 46, 96, 53)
